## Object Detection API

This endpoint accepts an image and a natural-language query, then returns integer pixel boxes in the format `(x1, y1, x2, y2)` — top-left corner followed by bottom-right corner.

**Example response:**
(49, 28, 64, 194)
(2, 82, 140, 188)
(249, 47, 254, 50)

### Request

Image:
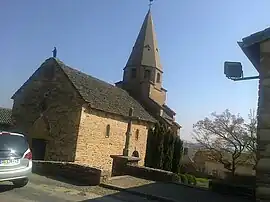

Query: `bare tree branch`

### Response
(192, 109, 256, 175)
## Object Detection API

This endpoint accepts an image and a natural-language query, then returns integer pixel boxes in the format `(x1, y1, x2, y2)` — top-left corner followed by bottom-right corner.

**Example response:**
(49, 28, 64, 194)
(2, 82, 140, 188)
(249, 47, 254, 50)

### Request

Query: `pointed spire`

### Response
(125, 8, 162, 71)
(149, 0, 154, 9)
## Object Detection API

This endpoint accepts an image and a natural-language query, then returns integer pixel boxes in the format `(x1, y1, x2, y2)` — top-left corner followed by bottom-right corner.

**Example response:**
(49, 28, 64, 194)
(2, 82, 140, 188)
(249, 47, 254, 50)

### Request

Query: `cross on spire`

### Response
(149, 0, 154, 9)
(52, 47, 57, 58)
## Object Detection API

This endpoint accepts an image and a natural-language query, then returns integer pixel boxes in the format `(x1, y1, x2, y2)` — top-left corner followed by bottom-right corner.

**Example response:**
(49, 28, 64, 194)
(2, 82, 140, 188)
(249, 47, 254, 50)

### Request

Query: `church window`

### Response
(135, 129, 139, 140)
(131, 68, 136, 78)
(144, 70, 151, 79)
(132, 150, 139, 157)
(105, 124, 110, 138)
(156, 73, 161, 83)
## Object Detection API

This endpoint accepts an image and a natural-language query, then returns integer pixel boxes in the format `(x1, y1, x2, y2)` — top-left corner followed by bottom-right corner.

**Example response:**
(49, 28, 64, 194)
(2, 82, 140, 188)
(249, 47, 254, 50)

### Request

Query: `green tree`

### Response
(172, 136, 183, 173)
(152, 123, 165, 169)
(144, 127, 154, 167)
(163, 129, 175, 171)
(145, 123, 165, 169)
(193, 109, 254, 175)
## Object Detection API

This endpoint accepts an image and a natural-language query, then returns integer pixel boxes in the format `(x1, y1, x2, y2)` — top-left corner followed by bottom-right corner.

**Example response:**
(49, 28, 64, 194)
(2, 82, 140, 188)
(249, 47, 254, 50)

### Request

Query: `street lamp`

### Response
(224, 61, 259, 81)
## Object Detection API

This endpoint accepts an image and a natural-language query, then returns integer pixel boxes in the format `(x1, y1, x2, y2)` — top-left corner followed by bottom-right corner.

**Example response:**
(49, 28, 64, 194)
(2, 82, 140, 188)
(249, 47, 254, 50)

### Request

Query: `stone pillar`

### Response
(110, 155, 141, 177)
(256, 41, 270, 201)
(123, 108, 133, 156)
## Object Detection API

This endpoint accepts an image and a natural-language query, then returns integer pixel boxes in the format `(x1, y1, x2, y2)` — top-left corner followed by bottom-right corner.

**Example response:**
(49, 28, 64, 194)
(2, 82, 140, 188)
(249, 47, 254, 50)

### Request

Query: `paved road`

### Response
(106, 175, 252, 202)
(0, 174, 157, 202)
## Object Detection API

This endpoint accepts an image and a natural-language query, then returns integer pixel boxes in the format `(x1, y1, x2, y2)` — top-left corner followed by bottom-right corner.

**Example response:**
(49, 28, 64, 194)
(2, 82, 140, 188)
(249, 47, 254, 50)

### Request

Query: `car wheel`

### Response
(12, 178, 29, 188)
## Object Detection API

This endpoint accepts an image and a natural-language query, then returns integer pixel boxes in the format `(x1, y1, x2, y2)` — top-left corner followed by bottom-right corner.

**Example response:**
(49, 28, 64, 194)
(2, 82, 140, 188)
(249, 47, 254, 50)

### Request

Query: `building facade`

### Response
(11, 8, 179, 173)
(0, 107, 12, 131)
(237, 27, 270, 201)
(11, 58, 155, 172)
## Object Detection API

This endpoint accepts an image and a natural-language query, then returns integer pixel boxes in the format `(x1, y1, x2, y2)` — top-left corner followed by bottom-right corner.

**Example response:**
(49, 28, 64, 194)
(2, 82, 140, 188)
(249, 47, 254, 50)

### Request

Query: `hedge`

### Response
(185, 174, 197, 185)
(179, 174, 188, 184)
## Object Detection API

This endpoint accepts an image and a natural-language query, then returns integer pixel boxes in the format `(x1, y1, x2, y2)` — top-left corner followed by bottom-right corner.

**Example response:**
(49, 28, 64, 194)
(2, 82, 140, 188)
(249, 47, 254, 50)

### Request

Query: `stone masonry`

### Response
(12, 59, 84, 162)
(256, 39, 270, 201)
(75, 106, 150, 172)
(11, 58, 155, 174)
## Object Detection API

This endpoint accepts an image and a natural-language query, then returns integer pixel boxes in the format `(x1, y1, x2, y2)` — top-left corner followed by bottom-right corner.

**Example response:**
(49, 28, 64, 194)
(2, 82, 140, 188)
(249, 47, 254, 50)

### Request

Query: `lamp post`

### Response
(123, 108, 133, 156)
(224, 61, 259, 81)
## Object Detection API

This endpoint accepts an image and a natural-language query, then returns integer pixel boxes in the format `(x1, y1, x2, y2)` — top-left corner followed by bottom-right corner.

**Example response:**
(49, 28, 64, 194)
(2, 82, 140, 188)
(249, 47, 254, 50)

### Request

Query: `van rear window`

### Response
(0, 135, 28, 153)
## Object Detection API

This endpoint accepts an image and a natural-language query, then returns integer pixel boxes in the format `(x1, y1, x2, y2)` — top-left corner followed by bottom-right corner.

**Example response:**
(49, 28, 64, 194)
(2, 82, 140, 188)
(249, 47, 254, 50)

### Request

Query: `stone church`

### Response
(11, 9, 180, 172)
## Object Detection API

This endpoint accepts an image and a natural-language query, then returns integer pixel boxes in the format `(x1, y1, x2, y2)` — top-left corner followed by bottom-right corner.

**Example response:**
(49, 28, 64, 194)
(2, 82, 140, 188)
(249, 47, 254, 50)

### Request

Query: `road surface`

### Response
(0, 174, 157, 202)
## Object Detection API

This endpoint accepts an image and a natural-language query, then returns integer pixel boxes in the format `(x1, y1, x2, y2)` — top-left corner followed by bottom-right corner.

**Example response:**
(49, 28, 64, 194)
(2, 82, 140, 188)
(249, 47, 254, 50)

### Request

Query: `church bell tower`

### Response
(116, 8, 167, 106)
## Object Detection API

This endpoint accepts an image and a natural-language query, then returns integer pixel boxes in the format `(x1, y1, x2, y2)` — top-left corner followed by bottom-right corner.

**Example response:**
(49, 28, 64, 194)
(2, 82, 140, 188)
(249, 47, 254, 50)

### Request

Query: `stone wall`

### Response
(149, 83, 166, 106)
(125, 164, 179, 182)
(75, 107, 150, 172)
(12, 59, 83, 161)
(256, 39, 270, 201)
(32, 160, 108, 185)
(110, 155, 179, 183)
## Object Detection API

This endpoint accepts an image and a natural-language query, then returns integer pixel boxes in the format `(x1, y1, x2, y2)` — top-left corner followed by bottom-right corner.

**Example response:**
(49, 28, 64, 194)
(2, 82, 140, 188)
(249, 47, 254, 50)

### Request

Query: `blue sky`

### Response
(0, 1, 269, 141)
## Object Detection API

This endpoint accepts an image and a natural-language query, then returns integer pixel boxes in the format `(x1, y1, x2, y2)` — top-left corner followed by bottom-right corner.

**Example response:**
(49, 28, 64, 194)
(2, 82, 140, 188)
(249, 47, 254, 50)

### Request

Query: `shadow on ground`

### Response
(32, 173, 254, 202)
(34, 173, 90, 186)
(0, 184, 14, 193)
(78, 182, 253, 202)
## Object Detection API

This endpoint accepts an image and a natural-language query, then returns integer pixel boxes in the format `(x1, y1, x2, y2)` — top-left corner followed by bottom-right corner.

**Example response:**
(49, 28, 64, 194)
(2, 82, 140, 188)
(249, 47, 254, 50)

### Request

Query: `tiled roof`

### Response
(0, 107, 12, 125)
(163, 104, 176, 115)
(242, 27, 270, 47)
(54, 59, 156, 123)
(125, 9, 162, 71)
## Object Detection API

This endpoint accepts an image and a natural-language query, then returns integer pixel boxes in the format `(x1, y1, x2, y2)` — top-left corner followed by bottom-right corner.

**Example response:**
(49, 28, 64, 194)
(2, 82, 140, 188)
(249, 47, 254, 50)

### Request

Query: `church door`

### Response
(32, 138, 46, 160)
(29, 115, 50, 160)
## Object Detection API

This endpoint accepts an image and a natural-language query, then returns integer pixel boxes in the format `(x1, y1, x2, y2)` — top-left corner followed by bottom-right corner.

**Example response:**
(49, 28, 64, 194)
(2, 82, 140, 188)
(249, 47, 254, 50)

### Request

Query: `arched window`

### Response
(105, 124, 110, 137)
(144, 70, 151, 79)
(156, 73, 161, 83)
(132, 150, 139, 157)
(135, 129, 139, 140)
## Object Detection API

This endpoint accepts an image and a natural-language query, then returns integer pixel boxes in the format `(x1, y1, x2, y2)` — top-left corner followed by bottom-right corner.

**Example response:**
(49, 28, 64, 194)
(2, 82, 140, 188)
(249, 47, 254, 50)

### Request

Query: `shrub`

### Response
(192, 175, 197, 185)
(196, 177, 208, 183)
(185, 174, 196, 185)
(179, 174, 188, 184)
(173, 173, 181, 182)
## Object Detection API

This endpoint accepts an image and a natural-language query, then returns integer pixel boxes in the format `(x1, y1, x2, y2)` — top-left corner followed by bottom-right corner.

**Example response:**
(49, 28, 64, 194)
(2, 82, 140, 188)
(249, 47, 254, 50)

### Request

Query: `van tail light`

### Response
(24, 151, 32, 160)
(0, 132, 10, 135)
